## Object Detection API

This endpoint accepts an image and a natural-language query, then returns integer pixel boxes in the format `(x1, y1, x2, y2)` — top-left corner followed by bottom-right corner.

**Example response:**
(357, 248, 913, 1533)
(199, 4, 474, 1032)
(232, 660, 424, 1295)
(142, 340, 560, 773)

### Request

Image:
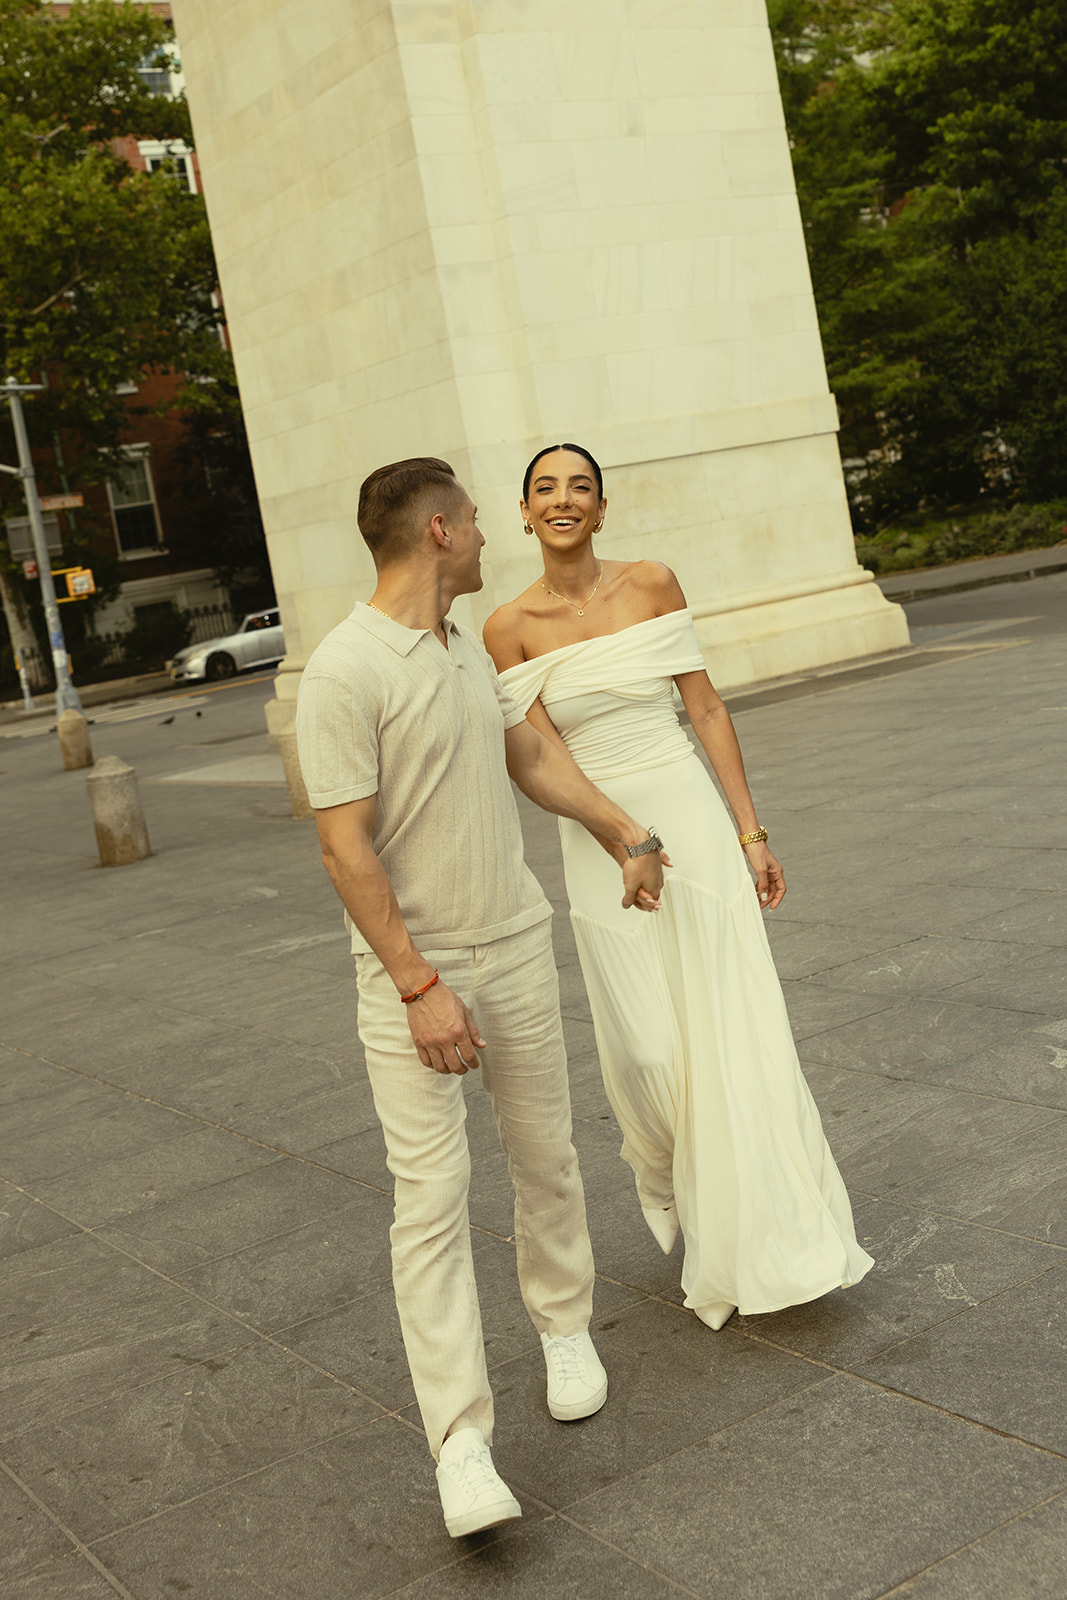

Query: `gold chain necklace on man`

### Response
(540, 561, 603, 618)
(366, 600, 390, 618)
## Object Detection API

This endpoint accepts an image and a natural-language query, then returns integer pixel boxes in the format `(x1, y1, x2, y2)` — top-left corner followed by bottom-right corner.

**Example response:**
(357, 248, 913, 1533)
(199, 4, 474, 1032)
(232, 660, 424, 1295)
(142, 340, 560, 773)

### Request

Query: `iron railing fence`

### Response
(184, 603, 237, 644)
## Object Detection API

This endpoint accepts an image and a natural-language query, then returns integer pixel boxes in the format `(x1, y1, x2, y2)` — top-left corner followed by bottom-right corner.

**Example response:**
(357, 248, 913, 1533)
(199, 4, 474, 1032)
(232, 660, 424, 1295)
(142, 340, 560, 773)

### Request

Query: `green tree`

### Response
(770, 0, 1067, 526)
(0, 0, 268, 680)
(0, 0, 226, 474)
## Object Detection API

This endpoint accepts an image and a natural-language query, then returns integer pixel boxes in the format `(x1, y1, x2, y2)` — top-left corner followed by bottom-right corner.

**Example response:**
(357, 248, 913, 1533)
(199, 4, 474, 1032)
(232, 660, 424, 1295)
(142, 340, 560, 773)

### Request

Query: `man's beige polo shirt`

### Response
(295, 603, 550, 955)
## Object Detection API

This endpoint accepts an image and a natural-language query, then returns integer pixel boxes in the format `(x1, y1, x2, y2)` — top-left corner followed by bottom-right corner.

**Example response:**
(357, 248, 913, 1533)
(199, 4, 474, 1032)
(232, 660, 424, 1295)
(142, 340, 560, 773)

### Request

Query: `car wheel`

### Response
(206, 652, 237, 681)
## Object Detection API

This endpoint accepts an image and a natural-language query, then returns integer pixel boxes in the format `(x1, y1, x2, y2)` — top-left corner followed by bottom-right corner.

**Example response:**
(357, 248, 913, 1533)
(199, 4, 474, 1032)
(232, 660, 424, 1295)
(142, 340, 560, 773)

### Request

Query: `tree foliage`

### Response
(769, 0, 1067, 527)
(0, 0, 232, 481)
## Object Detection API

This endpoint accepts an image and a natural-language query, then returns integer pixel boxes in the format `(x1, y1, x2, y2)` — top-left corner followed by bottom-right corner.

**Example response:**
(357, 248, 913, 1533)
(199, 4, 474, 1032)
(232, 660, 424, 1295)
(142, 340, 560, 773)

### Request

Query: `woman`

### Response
(483, 444, 872, 1329)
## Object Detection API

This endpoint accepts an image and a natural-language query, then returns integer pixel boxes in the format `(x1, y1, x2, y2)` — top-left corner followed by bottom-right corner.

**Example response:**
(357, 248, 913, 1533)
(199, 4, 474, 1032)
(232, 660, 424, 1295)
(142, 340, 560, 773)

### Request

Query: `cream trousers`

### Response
(355, 919, 594, 1459)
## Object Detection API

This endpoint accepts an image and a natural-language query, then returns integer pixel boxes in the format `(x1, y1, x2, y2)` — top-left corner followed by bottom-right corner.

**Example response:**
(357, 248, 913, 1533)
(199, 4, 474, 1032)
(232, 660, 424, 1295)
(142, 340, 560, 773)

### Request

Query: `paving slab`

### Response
(889, 1114, 1067, 1242)
(173, 1194, 397, 1332)
(0, 1553, 124, 1599)
(780, 981, 896, 1042)
(943, 945, 1067, 1015)
(0, 1094, 194, 1187)
(796, 995, 1036, 1082)
(0, 1463, 72, 1583)
(858, 1265, 1067, 1454)
(801, 933, 1034, 998)
(938, 1015, 1067, 1109)
(387, 1516, 692, 1599)
(30, 1123, 283, 1230)
(97, 1157, 379, 1273)
(0, 1234, 244, 1444)
(5, 1340, 379, 1544)
(892, 1492, 1067, 1598)
(828, 1083, 1060, 1198)
(563, 1377, 1067, 1600)
(0, 1182, 81, 1262)
(90, 1418, 545, 1600)
(962, 892, 1067, 945)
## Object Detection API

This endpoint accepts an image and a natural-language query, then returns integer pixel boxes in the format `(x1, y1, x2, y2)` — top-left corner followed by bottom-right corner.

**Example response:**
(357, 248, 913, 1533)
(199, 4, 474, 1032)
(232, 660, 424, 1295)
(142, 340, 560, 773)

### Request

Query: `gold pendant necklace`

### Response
(540, 561, 603, 617)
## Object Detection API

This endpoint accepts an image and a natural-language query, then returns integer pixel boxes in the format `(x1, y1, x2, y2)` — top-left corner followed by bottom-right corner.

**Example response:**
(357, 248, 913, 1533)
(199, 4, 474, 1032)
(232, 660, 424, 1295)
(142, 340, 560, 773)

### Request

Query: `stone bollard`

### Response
(58, 708, 94, 771)
(86, 755, 152, 866)
(276, 726, 313, 820)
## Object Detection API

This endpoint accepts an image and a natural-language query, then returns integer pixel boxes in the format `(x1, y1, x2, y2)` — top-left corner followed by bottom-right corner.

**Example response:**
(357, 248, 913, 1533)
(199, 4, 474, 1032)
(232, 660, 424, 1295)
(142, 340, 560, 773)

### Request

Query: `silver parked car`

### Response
(169, 608, 285, 683)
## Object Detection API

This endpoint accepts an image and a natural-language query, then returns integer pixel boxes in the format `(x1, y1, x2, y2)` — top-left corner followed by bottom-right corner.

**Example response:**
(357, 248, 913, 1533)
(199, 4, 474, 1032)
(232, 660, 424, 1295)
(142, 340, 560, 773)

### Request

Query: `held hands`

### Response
(623, 849, 672, 912)
(742, 840, 786, 910)
(406, 979, 486, 1075)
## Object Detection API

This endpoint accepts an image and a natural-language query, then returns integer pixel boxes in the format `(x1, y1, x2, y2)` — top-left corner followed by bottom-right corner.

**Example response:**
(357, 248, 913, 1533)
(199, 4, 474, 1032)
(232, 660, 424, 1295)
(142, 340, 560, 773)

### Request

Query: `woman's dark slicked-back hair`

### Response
(522, 443, 604, 502)
(357, 457, 463, 561)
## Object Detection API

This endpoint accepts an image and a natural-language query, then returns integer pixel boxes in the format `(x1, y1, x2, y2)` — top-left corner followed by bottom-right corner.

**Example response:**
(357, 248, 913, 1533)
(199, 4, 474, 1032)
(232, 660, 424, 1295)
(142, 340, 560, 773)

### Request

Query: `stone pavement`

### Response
(1, 574, 1065, 1600)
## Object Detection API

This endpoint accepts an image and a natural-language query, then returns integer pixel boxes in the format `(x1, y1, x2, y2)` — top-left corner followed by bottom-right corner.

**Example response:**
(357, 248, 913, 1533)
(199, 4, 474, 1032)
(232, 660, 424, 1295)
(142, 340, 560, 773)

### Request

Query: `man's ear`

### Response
(428, 510, 450, 551)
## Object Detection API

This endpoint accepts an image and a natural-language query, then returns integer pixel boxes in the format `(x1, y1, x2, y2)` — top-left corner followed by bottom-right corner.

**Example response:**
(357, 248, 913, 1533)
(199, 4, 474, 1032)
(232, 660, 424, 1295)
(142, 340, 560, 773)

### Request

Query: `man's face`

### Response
(445, 490, 485, 594)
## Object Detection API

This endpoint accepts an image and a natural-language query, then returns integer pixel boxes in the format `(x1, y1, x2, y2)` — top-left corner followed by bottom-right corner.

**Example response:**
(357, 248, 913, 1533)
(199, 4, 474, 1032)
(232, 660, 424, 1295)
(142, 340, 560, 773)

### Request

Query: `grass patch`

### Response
(855, 502, 1067, 576)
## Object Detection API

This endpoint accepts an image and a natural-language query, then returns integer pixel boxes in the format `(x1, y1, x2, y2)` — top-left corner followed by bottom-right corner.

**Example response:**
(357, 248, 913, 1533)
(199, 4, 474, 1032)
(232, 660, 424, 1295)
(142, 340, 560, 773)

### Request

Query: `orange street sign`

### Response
(38, 493, 84, 512)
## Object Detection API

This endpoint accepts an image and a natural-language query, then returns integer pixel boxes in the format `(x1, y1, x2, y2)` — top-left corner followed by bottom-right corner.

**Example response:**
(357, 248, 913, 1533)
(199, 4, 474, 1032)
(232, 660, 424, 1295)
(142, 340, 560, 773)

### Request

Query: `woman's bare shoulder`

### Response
(483, 590, 537, 669)
(619, 559, 687, 607)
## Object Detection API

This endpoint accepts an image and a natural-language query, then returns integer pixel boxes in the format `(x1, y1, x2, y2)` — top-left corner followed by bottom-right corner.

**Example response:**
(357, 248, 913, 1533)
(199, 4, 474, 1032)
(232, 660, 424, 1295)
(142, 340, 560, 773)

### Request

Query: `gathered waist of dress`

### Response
(550, 690, 699, 783)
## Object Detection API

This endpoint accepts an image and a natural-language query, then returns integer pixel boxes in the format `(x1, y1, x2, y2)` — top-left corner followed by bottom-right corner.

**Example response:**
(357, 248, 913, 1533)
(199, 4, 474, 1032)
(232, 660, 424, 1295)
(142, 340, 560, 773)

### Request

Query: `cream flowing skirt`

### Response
(559, 751, 873, 1316)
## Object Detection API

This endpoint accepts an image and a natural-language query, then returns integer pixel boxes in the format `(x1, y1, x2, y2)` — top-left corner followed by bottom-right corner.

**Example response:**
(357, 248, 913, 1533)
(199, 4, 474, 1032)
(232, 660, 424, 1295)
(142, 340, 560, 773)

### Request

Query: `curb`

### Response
(0, 671, 174, 723)
(876, 545, 1067, 602)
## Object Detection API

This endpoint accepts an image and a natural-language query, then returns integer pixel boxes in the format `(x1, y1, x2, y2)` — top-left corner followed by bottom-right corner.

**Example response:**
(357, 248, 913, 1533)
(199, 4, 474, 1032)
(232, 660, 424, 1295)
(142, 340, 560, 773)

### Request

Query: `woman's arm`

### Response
(674, 669, 787, 910)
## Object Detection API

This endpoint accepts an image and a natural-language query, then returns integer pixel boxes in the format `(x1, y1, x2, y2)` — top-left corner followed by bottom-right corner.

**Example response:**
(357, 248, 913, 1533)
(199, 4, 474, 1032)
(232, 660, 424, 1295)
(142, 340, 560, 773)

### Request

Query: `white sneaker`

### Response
(541, 1330, 608, 1421)
(435, 1427, 522, 1539)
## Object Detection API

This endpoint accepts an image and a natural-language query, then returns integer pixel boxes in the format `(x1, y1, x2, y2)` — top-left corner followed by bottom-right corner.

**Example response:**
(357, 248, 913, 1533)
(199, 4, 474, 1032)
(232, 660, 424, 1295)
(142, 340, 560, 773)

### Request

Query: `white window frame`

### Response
(136, 37, 184, 101)
(107, 446, 165, 561)
(138, 139, 197, 194)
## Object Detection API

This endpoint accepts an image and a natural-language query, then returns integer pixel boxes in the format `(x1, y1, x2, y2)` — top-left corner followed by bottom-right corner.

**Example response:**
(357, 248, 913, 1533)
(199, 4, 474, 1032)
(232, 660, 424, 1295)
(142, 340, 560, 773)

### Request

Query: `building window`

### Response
(138, 66, 171, 95)
(108, 453, 163, 558)
(140, 141, 196, 194)
(137, 46, 176, 98)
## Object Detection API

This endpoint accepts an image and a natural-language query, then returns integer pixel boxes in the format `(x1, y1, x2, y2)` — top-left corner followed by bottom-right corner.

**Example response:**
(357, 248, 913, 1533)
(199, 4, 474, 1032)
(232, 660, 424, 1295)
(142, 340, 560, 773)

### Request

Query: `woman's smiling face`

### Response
(521, 449, 606, 552)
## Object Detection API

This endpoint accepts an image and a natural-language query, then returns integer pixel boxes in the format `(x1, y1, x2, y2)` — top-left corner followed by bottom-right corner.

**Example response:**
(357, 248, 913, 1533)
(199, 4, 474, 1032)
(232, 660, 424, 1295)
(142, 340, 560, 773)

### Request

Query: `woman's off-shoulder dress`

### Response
(500, 609, 872, 1317)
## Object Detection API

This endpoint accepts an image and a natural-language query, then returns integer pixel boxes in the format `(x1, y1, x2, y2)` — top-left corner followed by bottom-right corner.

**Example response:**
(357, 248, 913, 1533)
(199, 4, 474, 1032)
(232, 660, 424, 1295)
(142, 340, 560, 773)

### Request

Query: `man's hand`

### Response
(405, 979, 487, 1075)
(622, 849, 667, 911)
(504, 720, 672, 913)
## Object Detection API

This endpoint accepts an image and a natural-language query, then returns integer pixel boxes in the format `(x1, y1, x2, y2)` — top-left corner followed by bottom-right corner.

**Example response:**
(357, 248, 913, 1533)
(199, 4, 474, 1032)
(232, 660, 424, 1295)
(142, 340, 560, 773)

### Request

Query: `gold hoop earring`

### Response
(593, 519, 604, 533)
(523, 521, 534, 536)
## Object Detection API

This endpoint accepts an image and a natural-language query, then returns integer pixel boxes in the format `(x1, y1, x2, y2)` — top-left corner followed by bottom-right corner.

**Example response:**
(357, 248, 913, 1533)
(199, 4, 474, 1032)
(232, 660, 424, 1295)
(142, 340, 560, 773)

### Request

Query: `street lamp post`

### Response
(1, 377, 83, 715)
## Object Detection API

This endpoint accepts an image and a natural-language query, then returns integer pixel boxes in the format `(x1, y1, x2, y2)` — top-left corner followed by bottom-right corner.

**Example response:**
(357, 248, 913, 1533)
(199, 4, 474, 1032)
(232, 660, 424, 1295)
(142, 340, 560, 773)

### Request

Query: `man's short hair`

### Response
(357, 457, 465, 563)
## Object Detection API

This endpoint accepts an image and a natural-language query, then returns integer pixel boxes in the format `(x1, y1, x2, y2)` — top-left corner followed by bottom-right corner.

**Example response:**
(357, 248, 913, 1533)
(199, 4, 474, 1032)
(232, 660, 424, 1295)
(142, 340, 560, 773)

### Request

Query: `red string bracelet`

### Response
(400, 970, 439, 1005)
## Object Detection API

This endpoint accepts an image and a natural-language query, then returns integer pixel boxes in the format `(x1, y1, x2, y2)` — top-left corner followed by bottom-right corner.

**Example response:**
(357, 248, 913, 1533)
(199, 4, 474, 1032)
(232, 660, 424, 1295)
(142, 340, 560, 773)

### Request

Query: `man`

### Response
(295, 458, 665, 1538)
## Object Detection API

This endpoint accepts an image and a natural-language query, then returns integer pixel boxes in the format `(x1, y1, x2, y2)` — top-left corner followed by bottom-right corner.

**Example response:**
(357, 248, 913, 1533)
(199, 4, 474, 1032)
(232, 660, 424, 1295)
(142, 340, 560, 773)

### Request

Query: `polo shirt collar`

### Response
(354, 602, 461, 657)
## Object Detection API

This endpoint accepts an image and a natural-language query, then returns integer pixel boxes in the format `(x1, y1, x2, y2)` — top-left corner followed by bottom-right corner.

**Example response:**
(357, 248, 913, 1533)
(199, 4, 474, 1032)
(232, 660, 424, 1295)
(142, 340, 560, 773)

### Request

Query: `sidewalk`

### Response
(1, 578, 1065, 1599)
(875, 541, 1067, 602)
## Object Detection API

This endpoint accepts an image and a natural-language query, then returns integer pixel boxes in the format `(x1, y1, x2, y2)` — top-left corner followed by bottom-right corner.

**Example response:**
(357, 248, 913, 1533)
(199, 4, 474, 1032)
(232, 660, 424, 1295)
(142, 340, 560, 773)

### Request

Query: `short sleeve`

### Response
(295, 665, 381, 809)
(488, 661, 527, 730)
